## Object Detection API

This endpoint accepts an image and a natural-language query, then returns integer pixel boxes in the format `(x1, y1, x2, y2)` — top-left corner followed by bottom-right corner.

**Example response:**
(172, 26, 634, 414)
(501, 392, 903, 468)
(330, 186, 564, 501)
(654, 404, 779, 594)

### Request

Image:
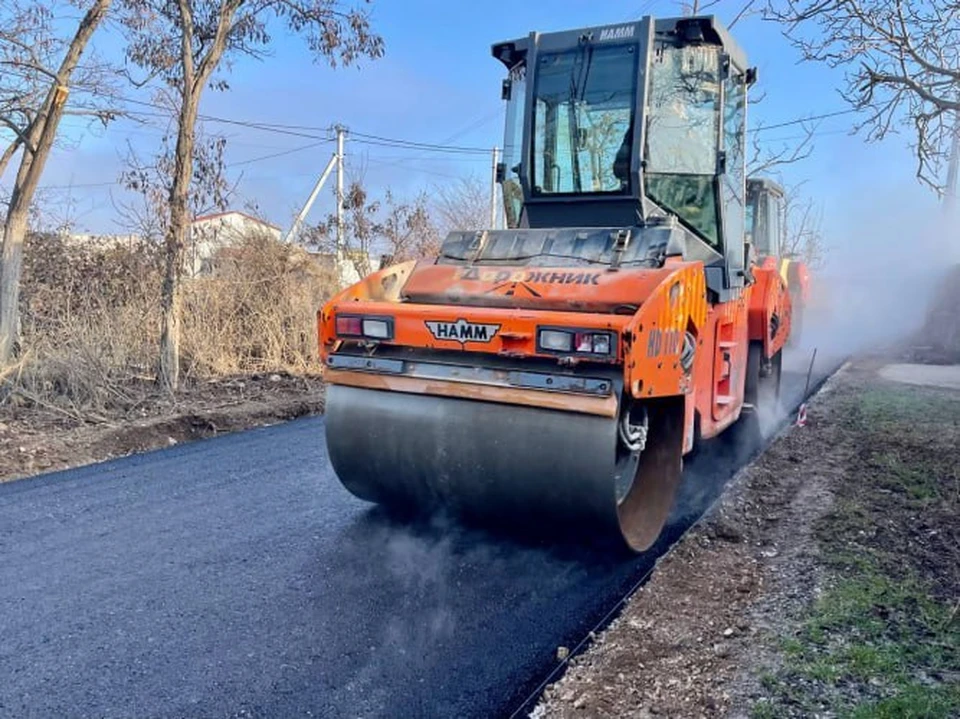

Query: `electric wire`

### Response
(753, 109, 858, 132)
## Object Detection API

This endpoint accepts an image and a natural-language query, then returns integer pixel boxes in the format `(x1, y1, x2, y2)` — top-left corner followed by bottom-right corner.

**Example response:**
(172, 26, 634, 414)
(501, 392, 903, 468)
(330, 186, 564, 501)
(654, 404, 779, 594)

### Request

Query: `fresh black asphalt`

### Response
(0, 365, 831, 719)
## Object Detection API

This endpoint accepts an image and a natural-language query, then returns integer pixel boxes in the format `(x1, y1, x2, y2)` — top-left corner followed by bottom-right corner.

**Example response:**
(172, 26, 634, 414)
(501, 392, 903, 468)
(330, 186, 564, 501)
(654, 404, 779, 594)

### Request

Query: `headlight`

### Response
(538, 329, 573, 352)
(537, 327, 615, 357)
(362, 318, 391, 339)
(335, 314, 394, 340)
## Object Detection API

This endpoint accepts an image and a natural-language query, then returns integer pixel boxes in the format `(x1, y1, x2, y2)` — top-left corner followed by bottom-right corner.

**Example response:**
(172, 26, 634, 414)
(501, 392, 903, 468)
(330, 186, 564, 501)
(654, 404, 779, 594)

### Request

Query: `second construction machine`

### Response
(318, 15, 792, 552)
(747, 176, 811, 342)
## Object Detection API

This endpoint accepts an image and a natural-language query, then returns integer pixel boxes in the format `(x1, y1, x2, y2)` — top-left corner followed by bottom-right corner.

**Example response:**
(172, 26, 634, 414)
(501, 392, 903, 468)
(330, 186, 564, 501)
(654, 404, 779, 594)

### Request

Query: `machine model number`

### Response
(647, 329, 682, 357)
(426, 319, 501, 345)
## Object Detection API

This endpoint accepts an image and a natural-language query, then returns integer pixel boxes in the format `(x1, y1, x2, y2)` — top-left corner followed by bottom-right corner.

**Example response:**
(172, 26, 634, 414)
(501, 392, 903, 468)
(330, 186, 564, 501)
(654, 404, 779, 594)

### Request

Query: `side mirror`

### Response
(743, 241, 757, 284)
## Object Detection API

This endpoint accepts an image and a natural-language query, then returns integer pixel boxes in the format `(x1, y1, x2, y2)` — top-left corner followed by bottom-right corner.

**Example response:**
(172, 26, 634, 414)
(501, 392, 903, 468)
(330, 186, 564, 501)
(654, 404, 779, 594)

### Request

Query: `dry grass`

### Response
(181, 235, 334, 376)
(2, 232, 335, 418)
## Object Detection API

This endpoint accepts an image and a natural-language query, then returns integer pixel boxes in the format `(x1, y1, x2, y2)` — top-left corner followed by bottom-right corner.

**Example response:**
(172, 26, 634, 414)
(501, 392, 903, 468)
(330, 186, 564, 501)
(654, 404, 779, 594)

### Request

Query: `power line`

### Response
(36, 181, 116, 190)
(348, 135, 491, 155)
(228, 139, 334, 167)
(754, 109, 858, 132)
(359, 154, 490, 163)
(363, 157, 473, 180)
(73, 86, 860, 158)
(360, 108, 501, 175)
(758, 128, 851, 143)
(70, 89, 497, 155)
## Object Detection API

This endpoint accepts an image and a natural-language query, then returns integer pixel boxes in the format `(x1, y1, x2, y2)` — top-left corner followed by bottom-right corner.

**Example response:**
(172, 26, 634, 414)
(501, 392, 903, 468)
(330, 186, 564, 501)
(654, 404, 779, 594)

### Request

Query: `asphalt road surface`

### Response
(0, 354, 836, 719)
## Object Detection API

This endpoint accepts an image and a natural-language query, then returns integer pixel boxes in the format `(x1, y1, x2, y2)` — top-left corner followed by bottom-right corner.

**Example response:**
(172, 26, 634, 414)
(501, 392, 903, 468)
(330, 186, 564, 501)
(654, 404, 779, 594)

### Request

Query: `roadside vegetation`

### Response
(753, 382, 960, 718)
(7, 232, 334, 416)
(533, 363, 959, 718)
(0, 231, 334, 483)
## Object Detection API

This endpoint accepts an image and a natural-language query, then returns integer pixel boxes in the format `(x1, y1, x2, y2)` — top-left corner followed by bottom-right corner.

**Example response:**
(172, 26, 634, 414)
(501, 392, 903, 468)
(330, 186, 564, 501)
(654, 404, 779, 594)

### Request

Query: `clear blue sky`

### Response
(26, 0, 945, 269)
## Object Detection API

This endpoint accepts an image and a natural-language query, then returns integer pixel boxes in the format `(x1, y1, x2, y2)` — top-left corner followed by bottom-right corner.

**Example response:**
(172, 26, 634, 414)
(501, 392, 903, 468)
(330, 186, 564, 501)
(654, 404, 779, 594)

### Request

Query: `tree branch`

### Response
(0, 135, 22, 180)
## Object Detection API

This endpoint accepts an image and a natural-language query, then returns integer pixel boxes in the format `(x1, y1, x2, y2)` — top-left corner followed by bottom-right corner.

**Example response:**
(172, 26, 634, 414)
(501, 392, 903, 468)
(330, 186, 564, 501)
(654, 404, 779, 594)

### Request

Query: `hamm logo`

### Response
(598, 25, 635, 41)
(425, 319, 500, 345)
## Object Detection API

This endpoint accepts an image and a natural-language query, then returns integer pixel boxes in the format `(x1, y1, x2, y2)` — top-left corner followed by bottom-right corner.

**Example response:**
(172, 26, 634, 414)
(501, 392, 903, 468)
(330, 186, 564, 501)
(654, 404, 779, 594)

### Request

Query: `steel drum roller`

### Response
(324, 384, 684, 551)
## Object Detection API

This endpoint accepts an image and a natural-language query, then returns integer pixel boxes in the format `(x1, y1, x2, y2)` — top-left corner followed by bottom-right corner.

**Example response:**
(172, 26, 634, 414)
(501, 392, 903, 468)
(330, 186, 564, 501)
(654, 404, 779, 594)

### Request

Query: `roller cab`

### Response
(318, 15, 790, 552)
(747, 176, 808, 343)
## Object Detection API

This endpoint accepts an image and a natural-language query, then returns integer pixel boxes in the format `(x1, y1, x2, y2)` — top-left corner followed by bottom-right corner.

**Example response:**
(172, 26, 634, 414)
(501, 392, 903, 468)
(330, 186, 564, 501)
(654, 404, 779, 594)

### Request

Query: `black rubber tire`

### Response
(743, 341, 783, 447)
(746, 343, 781, 411)
(762, 349, 783, 413)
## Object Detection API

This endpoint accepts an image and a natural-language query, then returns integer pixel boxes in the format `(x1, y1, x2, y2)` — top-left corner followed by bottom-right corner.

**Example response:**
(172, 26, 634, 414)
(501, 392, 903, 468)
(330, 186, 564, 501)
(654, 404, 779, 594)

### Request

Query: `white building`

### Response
(64, 233, 142, 249)
(189, 211, 282, 276)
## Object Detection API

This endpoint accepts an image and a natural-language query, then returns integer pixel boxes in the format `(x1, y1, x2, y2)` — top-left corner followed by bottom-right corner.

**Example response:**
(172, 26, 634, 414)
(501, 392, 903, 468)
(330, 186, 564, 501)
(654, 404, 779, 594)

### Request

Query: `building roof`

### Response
(192, 210, 282, 232)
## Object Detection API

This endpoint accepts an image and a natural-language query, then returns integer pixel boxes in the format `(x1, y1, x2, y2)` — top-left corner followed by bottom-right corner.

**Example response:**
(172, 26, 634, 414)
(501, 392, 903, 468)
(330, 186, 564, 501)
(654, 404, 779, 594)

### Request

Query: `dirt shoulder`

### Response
(535, 360, 960, 718)
(0, 373, 324, 483)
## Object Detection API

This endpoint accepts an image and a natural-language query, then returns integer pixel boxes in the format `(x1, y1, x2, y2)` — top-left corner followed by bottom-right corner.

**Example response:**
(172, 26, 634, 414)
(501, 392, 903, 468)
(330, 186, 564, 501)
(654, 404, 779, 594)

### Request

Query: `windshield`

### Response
(532, 44, 637, 195)
(645, 44, 721, 246)
(750, 187, 781, 257)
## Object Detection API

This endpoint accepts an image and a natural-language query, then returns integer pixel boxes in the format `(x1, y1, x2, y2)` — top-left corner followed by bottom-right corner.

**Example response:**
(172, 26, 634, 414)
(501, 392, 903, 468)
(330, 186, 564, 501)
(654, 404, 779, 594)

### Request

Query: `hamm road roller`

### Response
(318, 15, 791, 552)
(746, 176, 811, 343)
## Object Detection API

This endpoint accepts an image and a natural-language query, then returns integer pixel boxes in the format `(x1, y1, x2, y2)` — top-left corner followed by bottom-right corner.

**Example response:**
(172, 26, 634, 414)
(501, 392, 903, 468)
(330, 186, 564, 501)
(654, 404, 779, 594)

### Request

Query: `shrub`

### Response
(4, 232, 335, 415)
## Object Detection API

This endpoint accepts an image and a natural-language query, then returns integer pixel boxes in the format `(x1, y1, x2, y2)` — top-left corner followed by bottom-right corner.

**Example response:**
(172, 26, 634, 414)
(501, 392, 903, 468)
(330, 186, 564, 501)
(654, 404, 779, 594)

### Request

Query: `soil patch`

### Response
(0, 373, 324, 483)
(533, 361, 959, 718)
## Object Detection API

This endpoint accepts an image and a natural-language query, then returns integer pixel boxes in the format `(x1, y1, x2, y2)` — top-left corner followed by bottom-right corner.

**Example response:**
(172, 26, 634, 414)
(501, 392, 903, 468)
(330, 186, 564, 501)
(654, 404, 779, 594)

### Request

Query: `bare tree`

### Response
(680, 0, 723, 14)
(679, 0, 760, 27)
(432, 175, 488, 237)
(781, 183, 825, 268)
(378, 190, 439, 265)
(0, 0, 114, 364)
(118, 0, 382, 390)
(308, 181, 439, 278)
(768, 0, 960, 196)
(338, 181, 377, 278)
(748, 123, 816, 176)
(119, 129, 234, 249)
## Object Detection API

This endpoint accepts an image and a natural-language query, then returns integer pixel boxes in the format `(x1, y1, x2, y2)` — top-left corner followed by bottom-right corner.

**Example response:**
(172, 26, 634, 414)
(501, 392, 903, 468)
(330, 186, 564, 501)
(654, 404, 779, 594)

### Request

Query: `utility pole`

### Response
(334, 125, 348, 288)
(283, 152, 337, 245)
(336, 125, 346, 253)
(282, 124, 349, 264)
(490, 146, 500, 229)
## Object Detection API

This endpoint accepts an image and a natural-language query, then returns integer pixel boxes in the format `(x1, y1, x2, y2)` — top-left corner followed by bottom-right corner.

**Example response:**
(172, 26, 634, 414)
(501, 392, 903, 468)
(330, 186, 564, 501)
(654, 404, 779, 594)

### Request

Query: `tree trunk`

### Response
(0, 202, 29, 359)
(0, 139, 22, 181)
(157, 0, 241, 391)
(0, 0, 111, 364)
(0, 117, 48, 362)
(158, 226, 184, 391)
(159, 95, 199, 391)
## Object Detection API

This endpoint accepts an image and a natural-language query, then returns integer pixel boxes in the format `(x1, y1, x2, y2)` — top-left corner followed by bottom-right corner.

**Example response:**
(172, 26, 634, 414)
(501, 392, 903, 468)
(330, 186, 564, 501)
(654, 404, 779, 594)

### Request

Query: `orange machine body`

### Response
(757, 255, 810, 304)
(319, 256, 790, 456)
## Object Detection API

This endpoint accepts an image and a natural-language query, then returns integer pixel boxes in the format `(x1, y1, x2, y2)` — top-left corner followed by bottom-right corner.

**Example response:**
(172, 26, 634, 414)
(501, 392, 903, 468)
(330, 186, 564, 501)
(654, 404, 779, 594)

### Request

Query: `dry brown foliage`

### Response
(2, 232, 334, 417)
(181, 234, 336, 376)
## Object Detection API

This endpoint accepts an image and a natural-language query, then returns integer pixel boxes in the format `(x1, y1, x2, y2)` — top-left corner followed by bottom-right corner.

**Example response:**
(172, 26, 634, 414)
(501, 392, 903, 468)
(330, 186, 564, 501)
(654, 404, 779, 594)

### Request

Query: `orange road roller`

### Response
(318, 14, 791, 552)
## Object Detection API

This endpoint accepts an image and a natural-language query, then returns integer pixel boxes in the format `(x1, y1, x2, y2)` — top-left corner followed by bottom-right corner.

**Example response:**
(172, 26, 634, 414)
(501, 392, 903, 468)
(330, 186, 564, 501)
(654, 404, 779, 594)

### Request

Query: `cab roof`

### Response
(748, 176, 785, 197)
(492, 15, 749, 72)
